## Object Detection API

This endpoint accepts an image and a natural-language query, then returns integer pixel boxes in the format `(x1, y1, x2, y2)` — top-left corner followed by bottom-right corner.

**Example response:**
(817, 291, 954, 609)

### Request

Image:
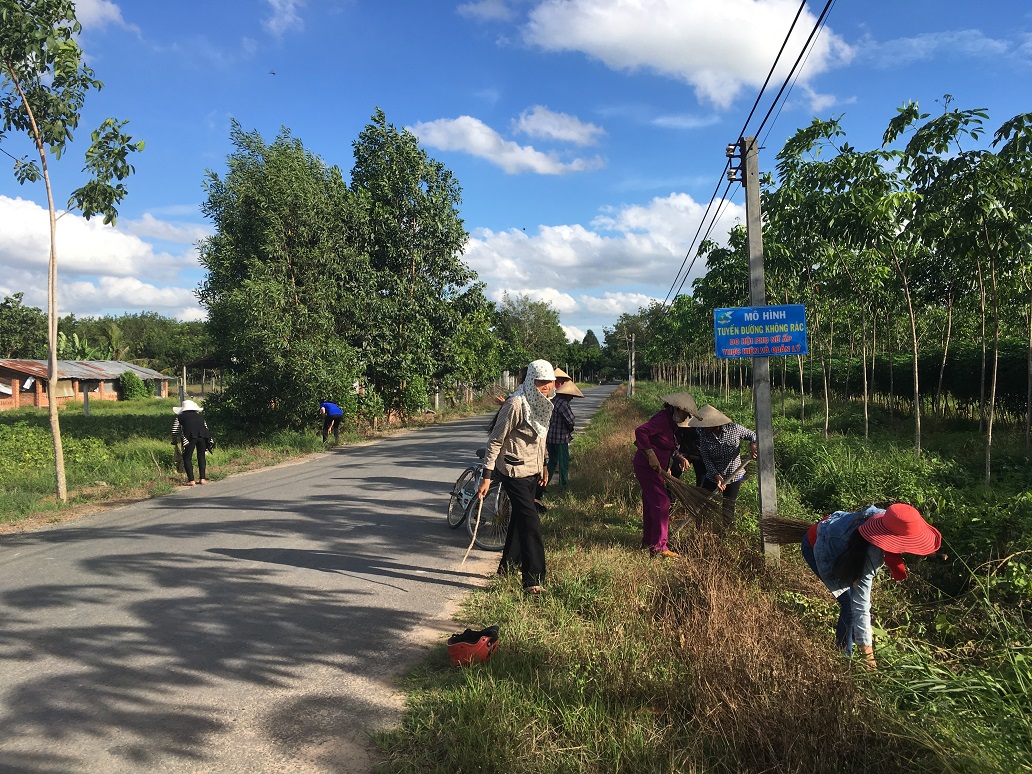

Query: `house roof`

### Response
(0, 360, 170, 381)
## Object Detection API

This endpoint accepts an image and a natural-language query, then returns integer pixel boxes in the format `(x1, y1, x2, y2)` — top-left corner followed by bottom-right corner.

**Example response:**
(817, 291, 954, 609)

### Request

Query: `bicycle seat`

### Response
(476, 447, 486, 459)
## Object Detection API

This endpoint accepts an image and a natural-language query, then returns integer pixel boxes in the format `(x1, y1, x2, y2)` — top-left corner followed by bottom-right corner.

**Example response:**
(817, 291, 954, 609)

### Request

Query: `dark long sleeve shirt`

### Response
(546, 397, 576, 445)
(698, 423, 757, 483)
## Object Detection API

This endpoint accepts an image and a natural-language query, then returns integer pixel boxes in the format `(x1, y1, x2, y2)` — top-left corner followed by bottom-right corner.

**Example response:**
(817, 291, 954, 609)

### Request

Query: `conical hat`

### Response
(661, 392, 698, 415)
(555, 381, 584, 398)
(553, 367, 571, 382)
(687, 404, 732, 428)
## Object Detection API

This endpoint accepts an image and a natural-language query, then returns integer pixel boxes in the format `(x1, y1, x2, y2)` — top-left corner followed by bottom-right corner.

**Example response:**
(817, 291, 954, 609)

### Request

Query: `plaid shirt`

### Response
(546, 397, 576, 445)
(698, 423, 757, 483)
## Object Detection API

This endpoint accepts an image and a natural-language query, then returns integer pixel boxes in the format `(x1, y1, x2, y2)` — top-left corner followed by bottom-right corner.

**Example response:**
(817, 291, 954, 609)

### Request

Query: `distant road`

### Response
(0, 384, 619, 773)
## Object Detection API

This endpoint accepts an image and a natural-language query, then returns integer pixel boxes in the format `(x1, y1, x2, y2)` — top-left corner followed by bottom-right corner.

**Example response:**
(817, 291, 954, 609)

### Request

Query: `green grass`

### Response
(0, 393, 498, 526)
(377, 382, 1032, 774)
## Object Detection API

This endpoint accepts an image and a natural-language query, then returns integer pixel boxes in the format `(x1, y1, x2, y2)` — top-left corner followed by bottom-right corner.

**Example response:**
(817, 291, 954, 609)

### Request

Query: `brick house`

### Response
(0, 360, 170, 411)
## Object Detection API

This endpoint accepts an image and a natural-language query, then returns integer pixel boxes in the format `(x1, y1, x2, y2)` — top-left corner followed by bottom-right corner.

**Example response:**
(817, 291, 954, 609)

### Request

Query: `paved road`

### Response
(0, 385, 619, 773)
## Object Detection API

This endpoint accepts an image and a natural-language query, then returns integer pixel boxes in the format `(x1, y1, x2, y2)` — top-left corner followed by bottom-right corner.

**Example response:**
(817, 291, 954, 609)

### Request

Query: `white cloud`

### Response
(123, 213, 212, 245)
(0, 196, 204, 320)
(514, 106, 605, 145)
(489, 286, 579, 313)
(263, 0, 306, 37)
(74, 0, 139, 32)
(458, 0, 517, 22)
(562, 324, 586, 343)
(856, 29, 1015, 68)
(408, 116, 604, 174)
(522, 0, 853, 109)
(463, 192, 744, 331)
(578, 291, 659, 316)
(651, 113, 721, 130)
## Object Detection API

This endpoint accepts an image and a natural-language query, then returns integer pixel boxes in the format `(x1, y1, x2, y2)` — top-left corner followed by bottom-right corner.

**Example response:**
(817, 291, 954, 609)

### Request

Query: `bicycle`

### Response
(446, 448, 510, 551)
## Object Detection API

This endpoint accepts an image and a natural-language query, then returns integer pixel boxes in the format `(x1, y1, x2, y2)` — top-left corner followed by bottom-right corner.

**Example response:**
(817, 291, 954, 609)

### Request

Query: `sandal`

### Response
(185, 481, 196, 487)
(524, 585, 544, 595)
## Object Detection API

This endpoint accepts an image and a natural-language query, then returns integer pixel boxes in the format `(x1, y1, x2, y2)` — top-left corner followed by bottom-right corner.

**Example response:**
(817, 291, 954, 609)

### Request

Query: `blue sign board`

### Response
(713, 304, 808, 359)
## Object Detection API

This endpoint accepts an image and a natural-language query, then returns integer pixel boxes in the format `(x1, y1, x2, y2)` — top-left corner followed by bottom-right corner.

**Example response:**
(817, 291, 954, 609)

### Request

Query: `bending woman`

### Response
(171, 399, 212, 486)
(690, 404, 757, 526)
(478, 360, 555, 594)
(632, 392, 697, 558)
(800, 503, 941, 668)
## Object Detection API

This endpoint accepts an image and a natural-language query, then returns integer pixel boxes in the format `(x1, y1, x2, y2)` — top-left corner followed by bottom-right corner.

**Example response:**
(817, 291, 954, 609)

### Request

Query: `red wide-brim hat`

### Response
(858, 503, 941, 556)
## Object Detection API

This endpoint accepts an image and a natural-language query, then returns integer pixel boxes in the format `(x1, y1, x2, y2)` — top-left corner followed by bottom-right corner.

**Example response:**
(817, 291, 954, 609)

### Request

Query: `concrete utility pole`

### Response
(628, 333, 636, 397)
(627, 334, 635, 396)
(738, 136, 779, 563)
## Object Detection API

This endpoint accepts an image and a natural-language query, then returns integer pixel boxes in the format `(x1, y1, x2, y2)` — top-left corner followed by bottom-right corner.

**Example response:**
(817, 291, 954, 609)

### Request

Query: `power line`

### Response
(660, 0, 813, 311)
(761, 0, 838, 149)
(660, 158, 731, 307)
(750, 0, 837, 143)
(669, 178, 738, 301)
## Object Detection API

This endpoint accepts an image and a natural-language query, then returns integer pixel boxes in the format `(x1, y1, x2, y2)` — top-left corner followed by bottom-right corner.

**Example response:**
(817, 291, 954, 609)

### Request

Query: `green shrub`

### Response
(0, 421, 110, 483)
(118, 371, 150, 400)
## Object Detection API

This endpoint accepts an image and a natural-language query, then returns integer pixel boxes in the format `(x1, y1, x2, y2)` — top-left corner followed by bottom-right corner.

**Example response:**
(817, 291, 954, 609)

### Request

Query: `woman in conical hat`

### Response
(171, 399, 212, 486)
(541, 379, 584, 496)
(688, 404, 757, 527)
(478, 360, 556, 594)
(632, 393, 698, 558)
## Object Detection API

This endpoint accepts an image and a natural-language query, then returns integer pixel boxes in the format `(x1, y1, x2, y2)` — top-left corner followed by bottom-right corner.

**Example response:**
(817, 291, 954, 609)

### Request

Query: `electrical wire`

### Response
(660, 0, 837, 313)
(761, 0, 838, 150)
(660, 0, 811, 310)
(750, 0, 836, 143)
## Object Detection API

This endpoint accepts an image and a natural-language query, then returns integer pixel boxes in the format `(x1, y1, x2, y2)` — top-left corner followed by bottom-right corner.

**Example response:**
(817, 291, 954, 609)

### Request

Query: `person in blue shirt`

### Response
(800, 503, 941, 668)
(319, 400, 344, 443)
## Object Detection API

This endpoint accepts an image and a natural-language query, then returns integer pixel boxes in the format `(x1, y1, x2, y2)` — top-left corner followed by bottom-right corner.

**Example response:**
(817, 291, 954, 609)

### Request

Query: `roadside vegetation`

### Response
(378, 382, 1031, 774)
(0, 393, 500, 529)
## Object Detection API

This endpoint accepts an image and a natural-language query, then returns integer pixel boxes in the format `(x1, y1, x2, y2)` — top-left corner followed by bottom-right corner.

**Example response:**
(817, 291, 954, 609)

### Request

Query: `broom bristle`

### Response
(662, 471, 719, 520)
(759, 517, 813, 545)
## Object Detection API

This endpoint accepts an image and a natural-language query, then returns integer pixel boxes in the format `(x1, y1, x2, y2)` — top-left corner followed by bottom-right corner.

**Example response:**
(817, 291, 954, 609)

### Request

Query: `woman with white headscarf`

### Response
(478, 359, 556, 594)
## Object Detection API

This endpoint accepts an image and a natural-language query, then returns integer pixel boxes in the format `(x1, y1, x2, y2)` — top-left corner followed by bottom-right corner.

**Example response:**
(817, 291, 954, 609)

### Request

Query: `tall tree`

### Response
(1, 0, 144, 500)
(198, 123, 363, 434)
(349, 108, 474, 413)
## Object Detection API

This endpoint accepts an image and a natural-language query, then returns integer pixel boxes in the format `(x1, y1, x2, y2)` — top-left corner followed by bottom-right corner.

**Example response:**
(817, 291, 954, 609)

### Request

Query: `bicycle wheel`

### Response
(447, 466, 478, 528)
(467, 483, 510, 551)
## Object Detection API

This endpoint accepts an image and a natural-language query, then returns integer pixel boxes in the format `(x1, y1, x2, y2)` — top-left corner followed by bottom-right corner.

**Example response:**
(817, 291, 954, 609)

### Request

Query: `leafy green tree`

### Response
(198, 123, 362, 435)
(349, 108, 475, 412)
(1, 0, 144, 500)
(56, 331, 105, 359)
(580, 329, 603, 380)
(493, 292, 567, 372)
(438, 283, 500, 390)
(0, 292, 47, 358)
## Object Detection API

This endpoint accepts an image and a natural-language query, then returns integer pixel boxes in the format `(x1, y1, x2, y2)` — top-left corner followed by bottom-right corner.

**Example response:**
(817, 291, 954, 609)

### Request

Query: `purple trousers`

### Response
(633, 451, 670, 553)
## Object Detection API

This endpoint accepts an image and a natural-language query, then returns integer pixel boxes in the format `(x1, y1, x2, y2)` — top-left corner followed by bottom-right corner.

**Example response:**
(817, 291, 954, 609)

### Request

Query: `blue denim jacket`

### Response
(813, 506, 886, 647)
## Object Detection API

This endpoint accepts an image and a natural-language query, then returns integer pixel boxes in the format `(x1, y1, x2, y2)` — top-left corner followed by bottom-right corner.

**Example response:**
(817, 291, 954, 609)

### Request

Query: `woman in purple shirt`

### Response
(633, 393, 697, 557)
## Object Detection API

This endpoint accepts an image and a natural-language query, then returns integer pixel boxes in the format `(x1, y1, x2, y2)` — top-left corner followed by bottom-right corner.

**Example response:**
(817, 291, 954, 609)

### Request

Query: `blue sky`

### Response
(1, 0, 1030, 342)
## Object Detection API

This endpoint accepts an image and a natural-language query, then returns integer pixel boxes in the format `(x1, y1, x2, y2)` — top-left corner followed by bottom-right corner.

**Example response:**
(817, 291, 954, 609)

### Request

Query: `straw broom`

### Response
(665, 456, 755, 536)
(662, 472, 720, 530)
(758, 516, 814, 545)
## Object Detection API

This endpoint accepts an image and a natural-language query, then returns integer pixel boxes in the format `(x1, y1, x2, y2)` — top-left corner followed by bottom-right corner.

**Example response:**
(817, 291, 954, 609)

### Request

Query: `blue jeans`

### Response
(801, 538, 854, 656)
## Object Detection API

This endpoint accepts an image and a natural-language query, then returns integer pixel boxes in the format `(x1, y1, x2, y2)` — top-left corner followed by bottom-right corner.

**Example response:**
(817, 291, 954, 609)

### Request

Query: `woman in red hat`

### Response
(800, 503, 941, 668)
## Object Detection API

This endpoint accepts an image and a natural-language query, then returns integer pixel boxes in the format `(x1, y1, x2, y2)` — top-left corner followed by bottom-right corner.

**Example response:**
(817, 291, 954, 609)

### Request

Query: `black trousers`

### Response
(702, 475, 743, 525)
(497, 472, 546, 589)
(182, 440, 207, 482)
(322, 415, 342, 441)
